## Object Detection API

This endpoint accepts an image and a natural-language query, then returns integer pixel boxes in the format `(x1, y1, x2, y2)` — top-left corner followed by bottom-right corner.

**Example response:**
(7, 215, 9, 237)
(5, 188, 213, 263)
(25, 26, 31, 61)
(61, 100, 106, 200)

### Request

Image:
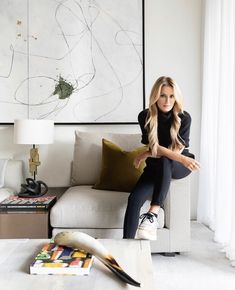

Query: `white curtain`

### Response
(198, 0, 235, 265)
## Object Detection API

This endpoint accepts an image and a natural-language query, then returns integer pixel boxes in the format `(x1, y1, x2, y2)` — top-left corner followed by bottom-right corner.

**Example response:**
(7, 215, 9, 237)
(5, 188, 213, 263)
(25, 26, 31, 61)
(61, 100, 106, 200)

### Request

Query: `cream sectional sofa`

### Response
(50, 131, 191, 254)
(0, 160, 23, 202)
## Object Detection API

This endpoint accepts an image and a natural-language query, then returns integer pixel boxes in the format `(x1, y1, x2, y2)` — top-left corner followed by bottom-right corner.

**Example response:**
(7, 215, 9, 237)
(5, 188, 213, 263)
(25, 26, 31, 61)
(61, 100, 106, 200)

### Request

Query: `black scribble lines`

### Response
(71, 0, 143, 121)
(0, 0, 142, 122)
(0, 45, 14, 78)
(70, 0, 124, 121)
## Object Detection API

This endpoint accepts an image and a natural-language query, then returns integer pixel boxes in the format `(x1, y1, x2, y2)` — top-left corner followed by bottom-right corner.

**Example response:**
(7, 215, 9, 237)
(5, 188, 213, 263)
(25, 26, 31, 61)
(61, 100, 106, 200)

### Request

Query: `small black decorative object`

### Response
(18, 178, 48, 198)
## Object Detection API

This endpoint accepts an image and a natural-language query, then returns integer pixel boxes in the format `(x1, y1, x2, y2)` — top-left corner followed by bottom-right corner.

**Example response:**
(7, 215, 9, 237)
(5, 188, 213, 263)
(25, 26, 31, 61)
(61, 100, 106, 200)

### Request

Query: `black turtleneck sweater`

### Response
(138, 108, 194, 156)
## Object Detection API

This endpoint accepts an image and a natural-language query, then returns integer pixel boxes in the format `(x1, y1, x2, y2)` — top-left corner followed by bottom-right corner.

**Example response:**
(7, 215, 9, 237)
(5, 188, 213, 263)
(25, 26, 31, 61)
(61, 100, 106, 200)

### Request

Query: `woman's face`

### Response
(156, 85, 175, 113)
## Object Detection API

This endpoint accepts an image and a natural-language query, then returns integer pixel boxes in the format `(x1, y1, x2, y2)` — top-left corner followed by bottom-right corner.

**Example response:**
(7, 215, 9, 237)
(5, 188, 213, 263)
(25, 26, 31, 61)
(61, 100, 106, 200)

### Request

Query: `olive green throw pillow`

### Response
(93, 139, 147, 192)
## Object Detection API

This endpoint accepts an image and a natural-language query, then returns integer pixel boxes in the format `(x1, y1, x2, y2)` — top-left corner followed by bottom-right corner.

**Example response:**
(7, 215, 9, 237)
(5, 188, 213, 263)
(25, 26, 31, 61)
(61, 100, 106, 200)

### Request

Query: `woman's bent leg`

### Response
(123, 171, 155, 239)
(171, 160, 191, 179)
(123, 157, 192, 239)
(151, 157, 173, 206)
(151, 157, 192, 205)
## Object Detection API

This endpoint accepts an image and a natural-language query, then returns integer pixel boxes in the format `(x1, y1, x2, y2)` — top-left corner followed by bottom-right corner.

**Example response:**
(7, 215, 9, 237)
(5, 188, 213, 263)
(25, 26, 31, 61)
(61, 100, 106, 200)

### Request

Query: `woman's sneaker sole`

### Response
(136, 228, 157, 240)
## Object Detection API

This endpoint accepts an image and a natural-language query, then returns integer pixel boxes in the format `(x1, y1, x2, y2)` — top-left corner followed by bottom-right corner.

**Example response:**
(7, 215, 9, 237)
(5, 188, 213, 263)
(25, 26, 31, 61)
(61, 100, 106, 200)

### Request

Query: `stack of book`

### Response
(0, 195, 56, 211)
(30, 242, 94, 275)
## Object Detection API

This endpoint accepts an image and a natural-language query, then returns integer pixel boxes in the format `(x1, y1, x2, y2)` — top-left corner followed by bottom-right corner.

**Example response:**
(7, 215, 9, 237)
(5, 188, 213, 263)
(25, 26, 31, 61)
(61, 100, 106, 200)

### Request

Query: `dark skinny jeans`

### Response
(123, 156, 192, 239)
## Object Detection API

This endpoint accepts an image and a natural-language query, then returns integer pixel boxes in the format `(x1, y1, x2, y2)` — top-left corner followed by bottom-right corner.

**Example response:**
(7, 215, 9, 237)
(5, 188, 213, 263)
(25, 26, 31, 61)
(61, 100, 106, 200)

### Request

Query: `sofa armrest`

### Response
(4, 160, 24, 193)
(164, 176, 191, 252)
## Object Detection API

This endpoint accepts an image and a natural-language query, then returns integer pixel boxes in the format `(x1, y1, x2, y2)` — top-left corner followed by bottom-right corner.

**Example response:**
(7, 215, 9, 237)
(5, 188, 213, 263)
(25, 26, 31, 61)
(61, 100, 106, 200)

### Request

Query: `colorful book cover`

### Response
(30, 242, 94, 275)
(0, 195, 56, 210)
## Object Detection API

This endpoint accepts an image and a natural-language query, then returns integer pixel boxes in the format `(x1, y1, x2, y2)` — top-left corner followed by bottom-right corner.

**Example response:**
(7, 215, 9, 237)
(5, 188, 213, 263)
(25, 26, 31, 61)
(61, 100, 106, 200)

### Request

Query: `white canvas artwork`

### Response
(0, 0, 143, 123)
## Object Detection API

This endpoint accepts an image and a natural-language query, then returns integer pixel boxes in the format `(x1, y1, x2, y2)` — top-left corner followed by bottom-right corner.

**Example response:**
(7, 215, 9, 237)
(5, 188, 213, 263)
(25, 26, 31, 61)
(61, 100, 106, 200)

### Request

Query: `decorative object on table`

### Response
(14, 119, 54, 197)
(30, 241, 94, 275)
(20, 178, 48, 197)
(0, 195, 56, 211)
(54, 231, 141, 287)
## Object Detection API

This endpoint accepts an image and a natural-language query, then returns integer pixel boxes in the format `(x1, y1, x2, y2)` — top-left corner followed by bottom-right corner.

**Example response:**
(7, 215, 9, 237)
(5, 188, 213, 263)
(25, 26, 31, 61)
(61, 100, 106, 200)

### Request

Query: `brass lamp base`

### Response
(29, 145, 41, 180)
(18, 145, 48, 198)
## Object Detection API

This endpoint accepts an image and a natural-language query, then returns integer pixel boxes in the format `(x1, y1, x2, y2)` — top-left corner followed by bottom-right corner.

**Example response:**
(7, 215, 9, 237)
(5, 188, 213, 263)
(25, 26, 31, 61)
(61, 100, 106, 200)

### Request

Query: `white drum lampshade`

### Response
(14, 119, 54, 145)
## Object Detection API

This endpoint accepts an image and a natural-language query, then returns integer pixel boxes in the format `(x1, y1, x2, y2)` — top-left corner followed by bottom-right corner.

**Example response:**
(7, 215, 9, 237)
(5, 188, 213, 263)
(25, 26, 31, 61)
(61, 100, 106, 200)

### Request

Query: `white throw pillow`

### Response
(71, 131, 142, 185)
(0, 188, 16, 202)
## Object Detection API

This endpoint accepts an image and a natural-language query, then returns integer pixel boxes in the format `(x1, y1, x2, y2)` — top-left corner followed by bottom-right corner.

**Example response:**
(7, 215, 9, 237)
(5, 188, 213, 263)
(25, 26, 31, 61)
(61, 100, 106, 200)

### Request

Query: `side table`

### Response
(0, 209, 52, 239)
(0, 190, 65, 239)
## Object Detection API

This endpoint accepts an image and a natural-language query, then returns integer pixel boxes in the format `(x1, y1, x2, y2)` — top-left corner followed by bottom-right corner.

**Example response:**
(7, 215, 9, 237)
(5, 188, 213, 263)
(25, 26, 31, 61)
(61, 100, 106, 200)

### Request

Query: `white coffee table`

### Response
(0, 239, 154, 290)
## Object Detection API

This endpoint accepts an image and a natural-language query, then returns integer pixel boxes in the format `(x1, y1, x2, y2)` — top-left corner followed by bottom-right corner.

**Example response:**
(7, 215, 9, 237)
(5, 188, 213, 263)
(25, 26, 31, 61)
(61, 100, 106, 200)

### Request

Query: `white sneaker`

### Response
(136, 212, 158, 240)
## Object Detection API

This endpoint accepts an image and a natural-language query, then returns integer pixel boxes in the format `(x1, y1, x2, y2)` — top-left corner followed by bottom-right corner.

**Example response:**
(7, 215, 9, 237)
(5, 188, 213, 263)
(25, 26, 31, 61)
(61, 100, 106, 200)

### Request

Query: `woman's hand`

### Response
(156, 145, 200, 171)
(172, 144, 185, 154)
(180, 155, 200, 171)
(133, 151, 151, 169)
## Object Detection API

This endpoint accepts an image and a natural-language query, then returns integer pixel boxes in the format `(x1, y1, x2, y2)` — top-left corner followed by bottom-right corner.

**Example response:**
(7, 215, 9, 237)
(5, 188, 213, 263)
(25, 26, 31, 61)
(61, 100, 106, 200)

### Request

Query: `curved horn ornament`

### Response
(54, 231, 141, 287)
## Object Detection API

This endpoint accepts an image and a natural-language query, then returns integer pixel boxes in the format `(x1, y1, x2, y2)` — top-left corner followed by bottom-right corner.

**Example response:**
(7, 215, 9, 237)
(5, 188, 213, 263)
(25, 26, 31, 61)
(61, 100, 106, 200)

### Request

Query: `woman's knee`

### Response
(160, 156, 171, 164)
(155, 156, 172, 169)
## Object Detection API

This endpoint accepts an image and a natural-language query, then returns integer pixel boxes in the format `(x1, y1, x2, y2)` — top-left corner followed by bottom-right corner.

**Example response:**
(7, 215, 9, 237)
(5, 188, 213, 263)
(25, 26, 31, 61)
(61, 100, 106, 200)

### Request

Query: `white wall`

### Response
(0, 0, 202, 218)
(145, 0, 202, 218)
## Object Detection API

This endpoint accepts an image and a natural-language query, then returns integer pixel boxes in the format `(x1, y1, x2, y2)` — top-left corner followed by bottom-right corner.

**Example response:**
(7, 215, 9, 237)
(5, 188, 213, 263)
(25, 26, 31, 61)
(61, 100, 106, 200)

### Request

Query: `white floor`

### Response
(152, 222, 235, 290)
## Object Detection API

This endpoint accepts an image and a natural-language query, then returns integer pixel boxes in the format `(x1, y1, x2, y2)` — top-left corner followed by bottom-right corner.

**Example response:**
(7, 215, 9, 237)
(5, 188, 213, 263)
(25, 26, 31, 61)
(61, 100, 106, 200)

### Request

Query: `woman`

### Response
(123, 76, 200, 240)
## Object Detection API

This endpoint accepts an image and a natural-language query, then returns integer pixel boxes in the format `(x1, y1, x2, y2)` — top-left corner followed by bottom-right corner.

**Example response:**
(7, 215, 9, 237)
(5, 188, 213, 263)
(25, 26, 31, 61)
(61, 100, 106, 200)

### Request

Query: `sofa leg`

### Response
(161, 252, 176, 257)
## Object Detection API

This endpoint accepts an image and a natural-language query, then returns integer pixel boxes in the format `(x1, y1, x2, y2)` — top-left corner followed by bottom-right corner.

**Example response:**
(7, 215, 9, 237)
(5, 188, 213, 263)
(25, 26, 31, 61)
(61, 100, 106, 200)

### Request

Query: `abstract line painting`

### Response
(0, 0, 144, 124)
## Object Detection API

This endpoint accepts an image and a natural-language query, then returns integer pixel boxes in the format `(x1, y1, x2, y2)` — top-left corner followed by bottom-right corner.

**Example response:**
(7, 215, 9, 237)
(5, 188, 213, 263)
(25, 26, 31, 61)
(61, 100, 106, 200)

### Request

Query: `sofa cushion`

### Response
(93, 139, 146, 192)
(50, 186, 164, 229)
(0, 159, 8, 188)
(4, 160, 23, 193)
(0, 188, 16, 202)
(71, 131, 142, 185)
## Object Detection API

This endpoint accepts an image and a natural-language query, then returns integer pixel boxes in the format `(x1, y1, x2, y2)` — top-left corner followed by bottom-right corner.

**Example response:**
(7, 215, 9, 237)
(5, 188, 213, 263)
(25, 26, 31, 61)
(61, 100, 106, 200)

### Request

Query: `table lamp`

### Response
(14, 119, 54, 197)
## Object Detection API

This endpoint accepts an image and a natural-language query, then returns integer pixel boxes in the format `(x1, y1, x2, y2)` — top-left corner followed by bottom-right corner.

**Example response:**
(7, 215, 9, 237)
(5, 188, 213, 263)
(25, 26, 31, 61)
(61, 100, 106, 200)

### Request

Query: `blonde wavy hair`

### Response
(145, 76, 184, 156)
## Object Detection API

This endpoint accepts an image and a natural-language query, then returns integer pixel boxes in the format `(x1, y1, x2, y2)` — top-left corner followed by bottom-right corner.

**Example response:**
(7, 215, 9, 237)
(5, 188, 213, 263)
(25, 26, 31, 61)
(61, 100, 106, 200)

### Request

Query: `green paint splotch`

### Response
(53, 76, 74, 99)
